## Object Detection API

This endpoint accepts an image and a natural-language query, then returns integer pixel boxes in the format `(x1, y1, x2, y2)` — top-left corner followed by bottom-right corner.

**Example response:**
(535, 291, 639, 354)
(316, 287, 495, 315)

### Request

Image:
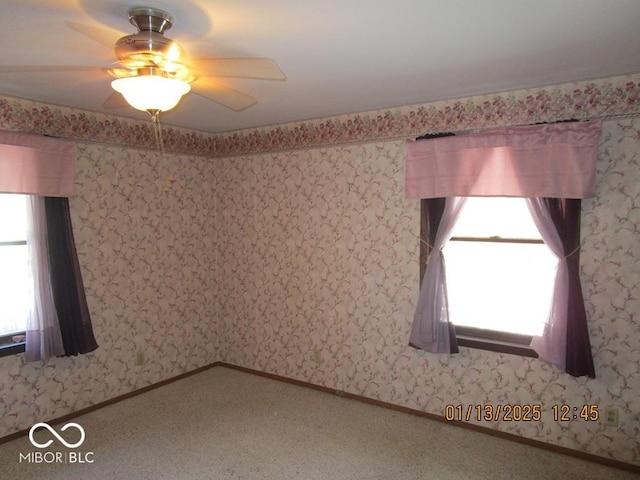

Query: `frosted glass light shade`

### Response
(111, 76, 191, 112)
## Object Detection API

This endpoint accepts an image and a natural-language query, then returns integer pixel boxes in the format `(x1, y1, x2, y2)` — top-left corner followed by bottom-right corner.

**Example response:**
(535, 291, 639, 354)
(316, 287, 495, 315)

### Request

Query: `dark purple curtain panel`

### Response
(420, 198, 459, 354)
(44, 197, 98, 356)
(543, 198, 595, 378)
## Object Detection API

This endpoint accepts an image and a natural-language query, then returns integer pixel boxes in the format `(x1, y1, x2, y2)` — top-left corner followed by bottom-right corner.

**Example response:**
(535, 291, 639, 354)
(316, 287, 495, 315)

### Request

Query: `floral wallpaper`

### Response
(0, 74, 639, 467)
(217, 119, 640, 466)
(0, 74, 639, 157)
(0, 143, 220, 437)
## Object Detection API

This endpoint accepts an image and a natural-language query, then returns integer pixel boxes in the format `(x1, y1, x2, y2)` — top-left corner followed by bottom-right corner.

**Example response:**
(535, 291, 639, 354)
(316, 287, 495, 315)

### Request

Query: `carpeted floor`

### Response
(0, 367, 638, 479)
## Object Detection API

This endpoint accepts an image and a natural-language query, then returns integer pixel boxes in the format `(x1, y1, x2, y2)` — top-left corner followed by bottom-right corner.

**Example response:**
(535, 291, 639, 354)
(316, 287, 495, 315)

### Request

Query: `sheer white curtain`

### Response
(409, 197, 466, 353)
(525, 198, 568, 369)
(25, 196, 64, 361)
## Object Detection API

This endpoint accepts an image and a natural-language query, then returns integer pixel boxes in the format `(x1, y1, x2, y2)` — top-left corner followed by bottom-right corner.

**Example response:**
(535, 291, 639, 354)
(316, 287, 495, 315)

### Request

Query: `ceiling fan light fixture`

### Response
(111, 75, 191, 113)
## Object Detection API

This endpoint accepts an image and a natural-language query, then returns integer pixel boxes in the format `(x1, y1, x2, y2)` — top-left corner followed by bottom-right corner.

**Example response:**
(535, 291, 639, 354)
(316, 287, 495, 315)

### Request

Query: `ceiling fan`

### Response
(0, 6, 286, 115)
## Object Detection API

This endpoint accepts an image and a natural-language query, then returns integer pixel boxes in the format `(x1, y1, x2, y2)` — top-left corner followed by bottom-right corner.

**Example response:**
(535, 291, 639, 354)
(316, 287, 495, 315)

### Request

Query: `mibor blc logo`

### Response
(19, 422, 94, 464)
(29, 422, 85, 449)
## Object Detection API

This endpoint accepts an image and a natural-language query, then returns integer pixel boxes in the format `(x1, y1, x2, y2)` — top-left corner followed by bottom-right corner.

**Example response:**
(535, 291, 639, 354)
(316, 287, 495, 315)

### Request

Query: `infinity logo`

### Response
(29, 422, 86, 449)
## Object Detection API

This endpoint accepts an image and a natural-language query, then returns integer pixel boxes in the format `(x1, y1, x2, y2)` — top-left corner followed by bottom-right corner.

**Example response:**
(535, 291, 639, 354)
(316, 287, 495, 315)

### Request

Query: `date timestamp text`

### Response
(444, 404, 600, 422)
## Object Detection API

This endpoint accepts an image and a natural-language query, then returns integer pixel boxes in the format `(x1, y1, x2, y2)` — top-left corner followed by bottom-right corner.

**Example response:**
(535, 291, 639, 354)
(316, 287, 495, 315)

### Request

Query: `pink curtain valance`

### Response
(405, 120, 602, 199)
(0, 130, 76, 197)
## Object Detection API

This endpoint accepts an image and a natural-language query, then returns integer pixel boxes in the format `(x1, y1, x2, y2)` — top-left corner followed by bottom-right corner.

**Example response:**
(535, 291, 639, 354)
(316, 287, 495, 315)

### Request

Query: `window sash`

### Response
(442, 239, 556, 337)
(450, 236, 544, 244)
(0, 240, 27, 246)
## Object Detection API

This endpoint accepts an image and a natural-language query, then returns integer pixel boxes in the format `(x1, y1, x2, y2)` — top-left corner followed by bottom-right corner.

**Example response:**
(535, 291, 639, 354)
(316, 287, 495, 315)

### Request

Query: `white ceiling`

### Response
(1, 0, 639, 134)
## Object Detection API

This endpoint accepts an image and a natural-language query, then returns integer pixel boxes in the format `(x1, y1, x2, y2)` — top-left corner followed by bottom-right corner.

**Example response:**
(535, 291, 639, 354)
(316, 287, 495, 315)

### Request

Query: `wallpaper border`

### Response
(1, 73, 639, 157)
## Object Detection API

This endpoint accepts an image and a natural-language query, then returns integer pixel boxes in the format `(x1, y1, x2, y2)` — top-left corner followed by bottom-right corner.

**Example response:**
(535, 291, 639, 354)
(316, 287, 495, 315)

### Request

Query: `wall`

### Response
(218, 119, 640, 465)
(0, 142, 220, 437)
(0, 74, 638, 465)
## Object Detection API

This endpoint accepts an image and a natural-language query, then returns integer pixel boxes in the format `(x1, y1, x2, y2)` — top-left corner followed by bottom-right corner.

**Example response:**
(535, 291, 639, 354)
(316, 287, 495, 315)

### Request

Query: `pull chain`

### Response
(149, 109, 165, 156)
(149, 110, 174, 194)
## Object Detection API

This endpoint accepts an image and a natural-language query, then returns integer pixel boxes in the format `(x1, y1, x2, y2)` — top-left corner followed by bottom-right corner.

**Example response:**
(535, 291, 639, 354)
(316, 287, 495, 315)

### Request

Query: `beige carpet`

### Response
(0, 367, 637, 480)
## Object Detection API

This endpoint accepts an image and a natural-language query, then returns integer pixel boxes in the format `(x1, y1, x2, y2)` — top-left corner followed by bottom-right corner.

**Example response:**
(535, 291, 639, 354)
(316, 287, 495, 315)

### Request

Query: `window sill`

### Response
(455, 326, 538, 358)
(0, 341, 25, 358)
(0, 333, 26, 358)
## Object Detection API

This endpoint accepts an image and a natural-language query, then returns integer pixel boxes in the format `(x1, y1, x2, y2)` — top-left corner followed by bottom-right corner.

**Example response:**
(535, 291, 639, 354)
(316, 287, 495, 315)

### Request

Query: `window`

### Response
(0, 132, 98, 361)
(408, 122, 598, 376)
(421, 197, 558, 355)
(0, 193, 28, 354)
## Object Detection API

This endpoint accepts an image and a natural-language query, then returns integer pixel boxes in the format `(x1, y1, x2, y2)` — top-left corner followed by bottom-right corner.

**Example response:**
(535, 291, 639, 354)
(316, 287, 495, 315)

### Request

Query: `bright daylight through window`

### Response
(442, 197, 557, 337)
(0, 194, 29, 337)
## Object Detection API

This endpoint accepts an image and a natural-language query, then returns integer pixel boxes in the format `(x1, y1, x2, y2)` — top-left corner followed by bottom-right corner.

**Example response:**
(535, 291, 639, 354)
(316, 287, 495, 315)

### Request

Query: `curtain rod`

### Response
(415, 111, 640, 140)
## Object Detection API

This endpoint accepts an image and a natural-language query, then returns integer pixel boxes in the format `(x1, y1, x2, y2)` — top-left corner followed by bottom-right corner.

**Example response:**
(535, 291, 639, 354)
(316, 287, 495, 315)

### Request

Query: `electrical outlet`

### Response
(311, 348, 323, 364)
(135, 350, 145, 366)
(605, 407, 619, 427)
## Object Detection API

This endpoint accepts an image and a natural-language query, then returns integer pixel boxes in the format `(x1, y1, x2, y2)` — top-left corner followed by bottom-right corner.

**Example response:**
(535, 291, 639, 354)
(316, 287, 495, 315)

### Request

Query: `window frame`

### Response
(0, 333, 26, 357)
(419, 198, 540, 357)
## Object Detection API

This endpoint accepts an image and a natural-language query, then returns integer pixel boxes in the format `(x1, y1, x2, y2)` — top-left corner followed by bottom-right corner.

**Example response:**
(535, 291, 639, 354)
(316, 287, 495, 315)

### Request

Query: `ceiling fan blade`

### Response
(192, 58, 286, 80)
(0, 65, 102, 73)
(102, 92, 129, 109)
(192, 79, 257, 111)
(65, 21, 121, 50)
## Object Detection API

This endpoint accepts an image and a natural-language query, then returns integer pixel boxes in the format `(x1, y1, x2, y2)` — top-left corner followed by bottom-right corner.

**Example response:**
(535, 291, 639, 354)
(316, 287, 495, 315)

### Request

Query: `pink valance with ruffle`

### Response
(0, 130, 76, 197)
(406, 121, 602, 199)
